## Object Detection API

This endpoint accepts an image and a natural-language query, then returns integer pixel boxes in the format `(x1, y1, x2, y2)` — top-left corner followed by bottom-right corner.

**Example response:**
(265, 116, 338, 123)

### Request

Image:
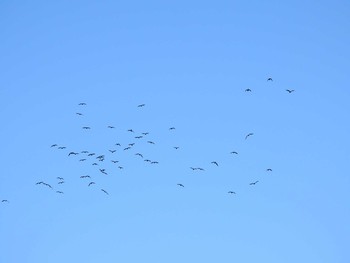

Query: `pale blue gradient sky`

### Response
(1, 1, 350, 262)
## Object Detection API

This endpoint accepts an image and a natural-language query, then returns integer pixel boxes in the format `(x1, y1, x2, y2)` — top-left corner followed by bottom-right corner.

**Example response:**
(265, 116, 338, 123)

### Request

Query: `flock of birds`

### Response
(1, 77, 295, 203)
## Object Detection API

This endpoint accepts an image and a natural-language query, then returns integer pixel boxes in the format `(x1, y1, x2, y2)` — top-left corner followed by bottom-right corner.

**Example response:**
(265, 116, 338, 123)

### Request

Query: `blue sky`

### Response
(1, 1, 350, 262)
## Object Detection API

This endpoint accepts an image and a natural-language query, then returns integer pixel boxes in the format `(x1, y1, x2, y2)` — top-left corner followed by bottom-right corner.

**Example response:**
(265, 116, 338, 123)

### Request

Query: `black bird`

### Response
(76, 113, 83, 116)
(82, 127, 91, 129)
(109, 150, 116, 153)
(92, 163, 98, 166)
(177, 184, 184, 187)
(138, 104, 145, 107)
(151, 161, 159, 164)
(173, 146, 180, 150)
(197, 167, 205, 171)
(118, 166, 123, 169)
(51, 144, 58, 147)
(79, 103, 87, 105)
(111, 160, 119, 163)
(57, 177, 64, 180)
(147, 141, 155, 144)
(142, 132, 149, 136)
(250, 181, 259, 185)
(127, 129, 134, 133)
(190, 167, 197, 170)
(228, 191, 236, 194)
(58, 181, 65, 184)
(101, 189, 109, 195)
(99, 158, 105, 162)
(169, 127, 176, 130)
(58, 146, 66, 149)
(115, 143, 121, 146)
(267, 77, 273, 81)
(96, 155, 105, 159)
(286, 89, 295, 93)
(43, 183, 52, 188)
(129, 143, 135, 146)
(79, 159, 86, 162)
(144, 159, 151, 162)
(56, 191, 64, 194)
(36, 181, 44, 185)
(88, 153, 95, 156)
(88, 182, 95, 186)
(68, 152, 79, 156)
(2, 200, 9, 203)
(211, 161, 219, 166)
(135, 136, 143, 139)
(124, 147, 131, 150)
(108, 126, 115, 129)
(245, 133, 254, 140)
(81, 151, 89, 154)
(230, 151, 238, 154)
(245, 88, 252, 92)
(135, 153, 143, 158)
(99, 169, 107, 175)
(80, 175, 91, 179)
(266, 168, 272, 172)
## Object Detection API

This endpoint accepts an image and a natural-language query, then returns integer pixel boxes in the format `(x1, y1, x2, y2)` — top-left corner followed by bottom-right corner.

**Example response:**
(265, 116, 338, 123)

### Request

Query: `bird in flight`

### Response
(88, 153, 95, 156)
(211, 161, 219, 166)
(286, 89, 295, 93)
(245, 133, 254, 140)
(57, 177, 64, 180)
(81, 151, 89, 154)
(135, 153, 143, 158)
(58, 181, 65, 184)
(68, 152, 79, 156)
(51, 144, 58, 147)
(151, 161, 159, 164)
(127, 129, 134, 133)
(124, 147, 131, 151)
(118, 166, 123, 169)
(115, 143, 121, 146)
(109, 150, 116, 153)
(88, 182, 95, 186)
(142, 132, 149, 136)
(2, 200, 9, 203)
(177, 184, 184, 187)
(197, 167, 205, 171)
(250, 181, 259, 185)
(135, 136, 143, 139)
(79, 159, 86, 162)
(108, 126, 115, 129)
(144, 159, 151, 162)
(129, 143, 135, 146)
(92, 163, 98, 166)
(101, 189, 109, 195)
(79, 103, 87, 105)
(190, 167, 197, 170)
(266, 168, 272, 172)
(245, 88, 252, 92)
(58, 146, 66, 149)
(76, 113, 83, 116)
(82, 126, 91, 129)
(174, 146, 179, 150)
(230, 151, 238, 154)
(99, 169, 108, 175)
(147, 141, 155, 144)
(228, 191, 236, 194)
(267, 77, 273, 81)
(138, 104, 145, 107)
(56, 191, 64, 194)
(111, 160, 119, 163)
(80, 175, 91, 179)
(169, 127, 176, 130)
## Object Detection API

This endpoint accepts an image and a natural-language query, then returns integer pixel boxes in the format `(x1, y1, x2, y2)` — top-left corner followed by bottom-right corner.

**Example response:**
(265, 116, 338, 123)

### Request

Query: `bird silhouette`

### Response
(245, 88, 252, 92)
(76, 113, 83, 116)
(169, 127, 176, 130)
(56, 191, 64, 194)
(211, 161, 219, 166)
(144, 159, 151, 162)
(80, 175, 91, 179)
(51, 144, 58, 147)
(250, 181, 259, 185)
(129, 143, 135, 146)
(266, 168, 272, 172)
(115, 143, 121, 146)
(88, 182, 95, 186)
(78, 103, 87, 105)
(177, 184, 184, 187)
(174, 146, 179, 149)
(151, 161, 159, 164)
(88, 153, 95, 156)
(228, 191, 236, 194)
(82, 127, 91, 129)
(147, 141, 155, 144)
(286, 89, 295, 93)
(111, 160, 119, 163)
(118, 166, 123, 169)
(138, 104, 145, 107)
(124, 147, 131, 150)
(81, 151, 89, 154)
(101, 189, 109, 195)
(58, 181, 65, 184)
(142, 132, 149, 136)
(135, 136, 143, 139)
(58, 146, 66, 149)
(245, 133, 254, 140)
(57, 177, 64, 180)
(108, 126, 115, 129)
(1, 200, 9, 203)
(79, 159, 86, 162)
(267, 77, 273, 81)
(99, 169, 107, 175)
(109, 150, 116, 153)
(135, 153, 143, 158)
(230, 151, 238, 154)
(92, 163, 98, 166)
(127, 129, 134, 132)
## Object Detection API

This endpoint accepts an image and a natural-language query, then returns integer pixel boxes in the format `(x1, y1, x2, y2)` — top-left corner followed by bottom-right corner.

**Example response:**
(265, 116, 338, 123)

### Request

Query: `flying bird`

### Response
(111, 160, 119, 163)
(82, 127, 91, 129)
(76, 113, 83, 116)
(147, 141, 155, 144)
(129, 143, 135, 146)
(92, 163, 98, 166)
(58, 181, 65, 184)
(118, 166, 123, 169)
(79, 159, 86, 162)
(43, 183, 52, 188)
(88, 153, 95, 156)
(151, 161, 159, 164)
(245, 88, 252, 92)
(286, 89, 295, 93)
(267, 77, 273, 81)
(169, 127, 176, 130)
(197, 168, 205, 171)
(101, 189, 109, 195)
(81, 151, 89, 154)
(2, 200, 9, 203)
(80, 175, 91, 178)
(250, 181, 259, 185)
(108, 126, 115, 129)
(228, 191, 236, 194)
(135, 153, 143, 158)
(138, 104, 145, 107)
(135, 136, 143, 139)
(56, 191, 64, 194)
(124, 147, 131, 150)
(127, 129, 134, 132)
(177, 184, 184, 187)
(57, 177, 64, 180)
(245, 133, 254, 140)
(266, 168, 272, 172)
(174, 146, 179, 149)
(88, 182, 95, 186)
(115, 143, 121, 146)
(68, 152, 79, 156)
(142, 132, 149, 136)
(230, 151, 238, 154)
(51, 144, 58, 147)
(109, 150, 116, 153)
(58, 146, 66, 149)
(99, 169, 107, 175)
(144, 159, 151, 162)
(211, 161, 219, 166)
(78, 103, 87, 105)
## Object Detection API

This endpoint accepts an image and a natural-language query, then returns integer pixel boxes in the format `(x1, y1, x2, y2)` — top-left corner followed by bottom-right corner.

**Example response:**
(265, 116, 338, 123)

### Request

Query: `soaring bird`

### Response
(43, 183, 52, 188)
(76, 113, 83, 116)
(138, 104, 145, 107)
(92, 163, 98, 166)
(169, 127, 176, 130)
(151, 161, 159, 164)
(147, 141, 155, 144)
(266, 168, 272, 172)
(111, 160, 119, 163)
(96, 155, 105, 159)
(211, 161, 219, 166)
(245, 88, 252, 92)
(101, 189, 109, 195)
(190, 167, 197, 170)
(228, 191, 236, 194)
(99, 169, 107, 175)
(124, 147, 131, 151)
(58, 181, 65, 184)
(79, 159, 86, 162)
(51, 144, 58, 147)
(230, 151, 238, 154)
(135, 136, 143, 139)
(174, 146, 179, 149)
(286, 89, 295, 93)
(82, 126, 91, 129)
(57, 177, 64, 180)
(267, 77, 273, 81)
(127, 129, 134, 133)
(142, 132, 149, 136)
(108, 126, 115, 129)
(68, 152, 79, 156)
(115, 143, 121, 146)
(245, 133, 254, 140)
(36, 181, 44, 185)
(250, 181, 259, 185)
(135, 153, 143, 158)
(129, 143, 135, 146)
(118, 166, 123, 169)
(109, 150, 116, 153)
(144, 159, 151, 162)
(56, 191, 64, 194)
(58, 146, 66, 149)
(177, 184, 184, 187)
(2, 200, 9, 203)
(81, 151, 89, 154)
(88, 153, 95, 156)
(80, 175, 91, 179)
(79, 103, 87, 105)
(88, 182, 95, 186)
(198, 167, 205, 171)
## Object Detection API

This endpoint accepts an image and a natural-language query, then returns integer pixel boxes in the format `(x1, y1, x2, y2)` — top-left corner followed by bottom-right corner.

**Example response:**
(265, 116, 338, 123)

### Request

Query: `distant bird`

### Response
(228, 191, 236, 194)
(96, 155, 105, 159)
(190, 167, 197, 170)
(109, 150, 116, 153)
(88, 182, 95, 186)
(82, 126, 91, 129)
(99, 169, 107, 175)
(266, 168, 272, 172)
(58, 181, 65, 184)
(127, 129, 134, 132)
(51, 144, 58, 147)
(92, 163, 98, 166)
(135, 153, 143, 158)
(76, 113, 83, 116)
(88, 153, 95, 156)
(68, 152, 79, 156)
(174, 146, 179, 149)
(197, 167, 205, 171)
(142, 132, 149, 136)
(108, 126, 115, 128)
(79, 159, 86, 162)
(36, 181, 44, 185)
(124, 147, 131, 151)
(129, 143, 135, 146)
(118, 166, 123, 169)
(101, 189, 109, 195)
(230, 151, 238, 154)
(169, 127, 176, 130)
(81, 151, 89, 154)
(1, 200, 9, 203)
(147, 141, 155, 144)
(267, 77, 273, 81)
(286, 89, 295, 93)
(115, 143, 121, 146)
(245, 88, 252, 92)
(250, 181, 259, 185)
(144, 159, 151, 162)
(135, 136, 143, 139)
(56, 191, 64, 194)
(57, 177, 64, 180)
(111, 160, 119, 163)
(211, 161, 219, 166)
(58, 146, 66, 149)
(151, 161, 159, 164)
(177, 184, 184, 187)
(43, 183, 52, 188)
(79, 103, 87, 105)
(80, 175, 91, 179)
(245, 133, 254, 140)
(138, 104, 145, 107)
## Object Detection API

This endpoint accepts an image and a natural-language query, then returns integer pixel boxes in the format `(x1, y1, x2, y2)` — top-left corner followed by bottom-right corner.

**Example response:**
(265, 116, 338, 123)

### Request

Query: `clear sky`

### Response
(1, 1, 350, 262)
